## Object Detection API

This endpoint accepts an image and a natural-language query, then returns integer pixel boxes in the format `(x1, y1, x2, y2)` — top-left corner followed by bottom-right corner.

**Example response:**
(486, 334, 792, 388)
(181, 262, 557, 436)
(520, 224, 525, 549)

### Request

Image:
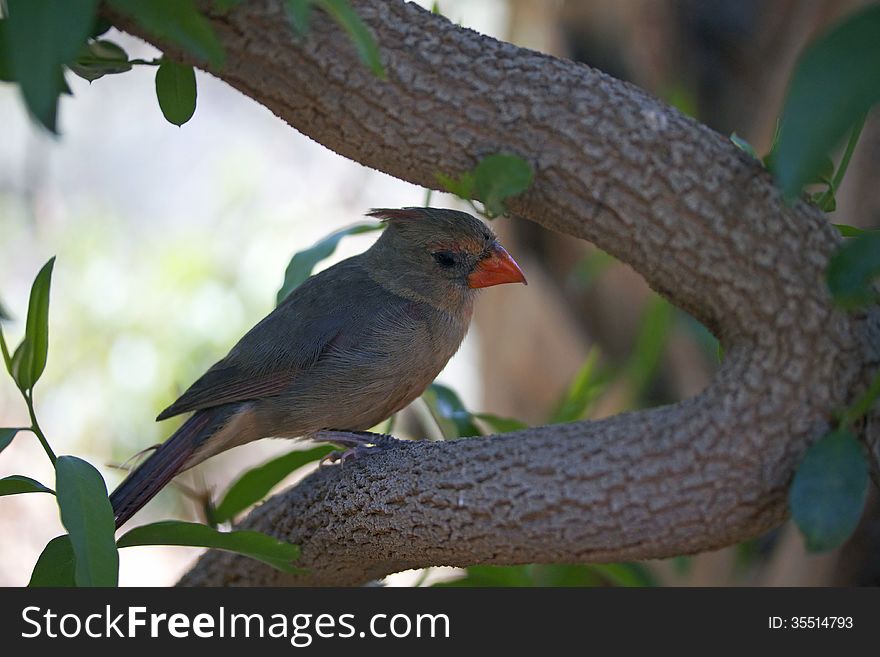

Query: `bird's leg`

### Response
(315, 430, 402, 466)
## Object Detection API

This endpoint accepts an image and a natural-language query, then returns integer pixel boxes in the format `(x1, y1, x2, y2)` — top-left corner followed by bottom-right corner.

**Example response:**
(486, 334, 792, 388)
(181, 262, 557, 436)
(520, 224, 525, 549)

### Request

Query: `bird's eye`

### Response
(432, 251, 457, 268)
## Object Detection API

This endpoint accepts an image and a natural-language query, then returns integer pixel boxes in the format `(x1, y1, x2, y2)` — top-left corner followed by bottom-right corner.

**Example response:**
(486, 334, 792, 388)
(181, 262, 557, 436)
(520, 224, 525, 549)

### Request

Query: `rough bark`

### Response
(104, 0, 880, 586)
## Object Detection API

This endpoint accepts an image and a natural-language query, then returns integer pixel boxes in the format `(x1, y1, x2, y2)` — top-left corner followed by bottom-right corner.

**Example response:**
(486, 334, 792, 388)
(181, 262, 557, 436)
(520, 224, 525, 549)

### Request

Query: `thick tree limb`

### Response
(105, 0, 879, 585)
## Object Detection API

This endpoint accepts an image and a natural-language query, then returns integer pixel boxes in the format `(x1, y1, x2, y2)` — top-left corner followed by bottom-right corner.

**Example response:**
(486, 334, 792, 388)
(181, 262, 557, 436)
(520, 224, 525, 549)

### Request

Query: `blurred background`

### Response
(1, 0, 878, 587)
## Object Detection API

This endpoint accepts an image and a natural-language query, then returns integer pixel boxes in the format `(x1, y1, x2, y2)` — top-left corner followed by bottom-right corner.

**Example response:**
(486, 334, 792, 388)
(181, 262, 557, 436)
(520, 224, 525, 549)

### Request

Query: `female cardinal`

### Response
(110, 207, 527, 527)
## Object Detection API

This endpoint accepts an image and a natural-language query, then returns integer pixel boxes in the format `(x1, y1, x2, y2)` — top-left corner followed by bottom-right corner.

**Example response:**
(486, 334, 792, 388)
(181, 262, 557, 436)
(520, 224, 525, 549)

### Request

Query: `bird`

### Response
(109, 207, 527, 527)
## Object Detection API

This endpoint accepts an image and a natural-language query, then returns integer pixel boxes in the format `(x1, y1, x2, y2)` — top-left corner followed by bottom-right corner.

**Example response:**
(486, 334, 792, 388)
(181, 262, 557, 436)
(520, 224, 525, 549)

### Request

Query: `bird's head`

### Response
(365, 208, 526, 307)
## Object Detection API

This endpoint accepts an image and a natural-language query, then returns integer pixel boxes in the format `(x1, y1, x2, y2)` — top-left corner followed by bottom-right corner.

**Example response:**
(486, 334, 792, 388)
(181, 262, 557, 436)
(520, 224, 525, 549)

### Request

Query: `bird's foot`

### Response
(315, 430, 401, 466)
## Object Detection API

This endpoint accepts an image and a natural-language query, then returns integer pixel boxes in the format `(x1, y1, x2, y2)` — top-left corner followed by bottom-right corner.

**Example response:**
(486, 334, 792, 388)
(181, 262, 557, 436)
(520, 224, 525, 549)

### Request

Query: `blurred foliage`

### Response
(716, 2, 879, 555)
(568, 248, 615, 291)
(307, 0, 386, 78)
(772, 5, 879, 201)
(110, 0, 225, 67)
(778, 5, 880, 552)
(625, 298, 674, 406)
(0, 0, 383, 131)
(1, 0, 98, 132)
(827, 230, 880, 309)
(663, 82, 698, 119)
(0, 259, 302, 586)
(551, 347, 608, 424)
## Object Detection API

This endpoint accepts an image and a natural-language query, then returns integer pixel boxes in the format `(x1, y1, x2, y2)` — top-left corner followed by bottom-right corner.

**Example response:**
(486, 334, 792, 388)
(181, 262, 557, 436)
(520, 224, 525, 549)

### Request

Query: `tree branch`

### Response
(104, 0, 879, 586)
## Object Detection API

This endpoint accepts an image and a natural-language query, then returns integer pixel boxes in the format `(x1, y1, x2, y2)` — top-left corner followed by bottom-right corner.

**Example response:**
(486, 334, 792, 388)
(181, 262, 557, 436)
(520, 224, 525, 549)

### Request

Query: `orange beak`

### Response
(467, 244, 528, 289)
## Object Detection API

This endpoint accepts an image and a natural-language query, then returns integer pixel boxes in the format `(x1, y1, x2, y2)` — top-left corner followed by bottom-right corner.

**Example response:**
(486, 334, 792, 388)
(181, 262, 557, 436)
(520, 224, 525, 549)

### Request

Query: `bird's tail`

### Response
(110, 407, 234, 528)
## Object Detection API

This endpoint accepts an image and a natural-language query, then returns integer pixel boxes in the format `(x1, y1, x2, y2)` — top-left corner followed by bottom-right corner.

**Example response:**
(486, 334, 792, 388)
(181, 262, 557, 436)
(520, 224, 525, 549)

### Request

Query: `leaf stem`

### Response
(842, 367, 880, 428)
(25, 390, 57, 465)
(831, 114, 866, 191)
(816, 114, 867, 209)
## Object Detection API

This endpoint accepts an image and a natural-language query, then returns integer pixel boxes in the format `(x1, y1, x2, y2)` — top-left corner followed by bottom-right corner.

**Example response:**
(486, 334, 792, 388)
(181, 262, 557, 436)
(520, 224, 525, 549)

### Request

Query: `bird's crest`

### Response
(366, 207, 427, 222)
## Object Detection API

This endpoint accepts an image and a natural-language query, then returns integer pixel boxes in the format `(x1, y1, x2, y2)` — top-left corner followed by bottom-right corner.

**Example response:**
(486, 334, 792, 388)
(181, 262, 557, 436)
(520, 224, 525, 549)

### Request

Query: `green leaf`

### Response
(422, 383, 482, 439)
(435, 153, 535, 215)
(10, 342, 26, 387)
(55, 456, 119, 587)
(11, 257, 55, 393)
(4, 0, 100, 132)
(473, 413, 528, 433)
(69, 40, 131, 82)
(790, 429, 868, 552)
(316, 0, 385, 78)
(473, 154, 534, 216)
(117, 520, 302, 573)
(283, 0, 313, 36)
(0, 295, 11, 321)
(276, 223, 383, 304)
(436, 171, 475, 200)
(833, 224, 873, 237)
(551, 347, 610, 423)
(826, 231, 880, 309)
(212, 445, 334, 523)
(108, 0, 225, 67)
(730, 133, 758, 159)
(0, 474, 55, 496)
(29, 535, 77, 587)
(436, 565, 537, 587)
(0, 428, 22, 454)
(773, 5, 880, 198)
(155, 60, 197, 126)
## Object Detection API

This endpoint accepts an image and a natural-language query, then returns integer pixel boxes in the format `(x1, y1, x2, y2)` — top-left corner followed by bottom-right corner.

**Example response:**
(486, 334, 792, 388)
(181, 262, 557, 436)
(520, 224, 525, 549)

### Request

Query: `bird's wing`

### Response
(155, 362, 308, 421)
(156, 258, 381, 421)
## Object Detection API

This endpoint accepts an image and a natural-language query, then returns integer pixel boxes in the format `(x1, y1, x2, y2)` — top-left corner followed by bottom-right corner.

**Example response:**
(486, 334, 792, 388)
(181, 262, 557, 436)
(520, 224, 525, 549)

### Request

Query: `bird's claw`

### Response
(319, 445, 377, 466)
(315, 430, 401, 467)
